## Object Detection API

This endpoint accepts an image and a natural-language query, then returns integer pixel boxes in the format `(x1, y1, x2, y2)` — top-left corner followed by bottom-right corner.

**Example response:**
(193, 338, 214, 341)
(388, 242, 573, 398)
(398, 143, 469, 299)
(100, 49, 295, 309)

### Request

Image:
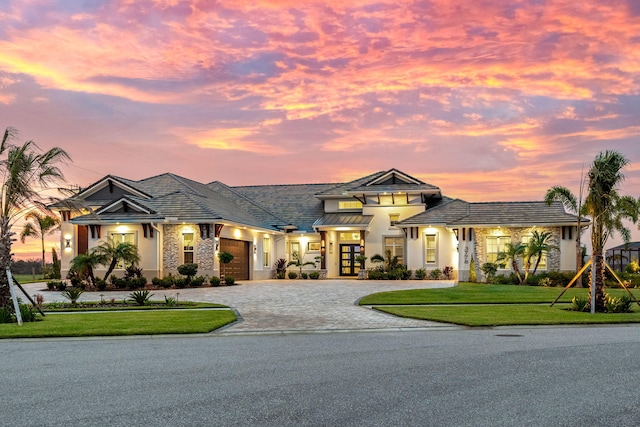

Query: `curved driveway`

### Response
(24, 279, 457, 333)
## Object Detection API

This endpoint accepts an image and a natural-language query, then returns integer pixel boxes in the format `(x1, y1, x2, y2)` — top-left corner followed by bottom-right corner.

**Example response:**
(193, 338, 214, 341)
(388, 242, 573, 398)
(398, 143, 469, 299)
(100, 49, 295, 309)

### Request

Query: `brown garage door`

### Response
(220, 238, 250, 280)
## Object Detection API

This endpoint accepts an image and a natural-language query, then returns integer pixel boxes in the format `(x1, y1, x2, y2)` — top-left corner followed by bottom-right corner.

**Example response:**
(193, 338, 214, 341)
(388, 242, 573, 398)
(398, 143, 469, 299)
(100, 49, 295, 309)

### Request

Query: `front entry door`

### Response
(340, 244, 360, 276)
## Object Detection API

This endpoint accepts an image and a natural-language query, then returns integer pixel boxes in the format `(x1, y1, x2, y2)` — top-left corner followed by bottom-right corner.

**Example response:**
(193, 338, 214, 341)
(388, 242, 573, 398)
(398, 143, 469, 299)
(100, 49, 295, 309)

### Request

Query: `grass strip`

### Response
(375, 304, 640, 327)
(359, 283, 638, 305)
(0, 309, 237, 339)
(42, 301, 227, 312)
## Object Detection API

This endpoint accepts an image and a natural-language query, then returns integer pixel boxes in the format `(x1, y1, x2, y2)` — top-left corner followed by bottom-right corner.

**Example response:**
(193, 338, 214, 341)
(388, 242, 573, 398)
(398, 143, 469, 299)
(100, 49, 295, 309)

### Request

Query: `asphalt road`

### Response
(2, 326, 640, 426)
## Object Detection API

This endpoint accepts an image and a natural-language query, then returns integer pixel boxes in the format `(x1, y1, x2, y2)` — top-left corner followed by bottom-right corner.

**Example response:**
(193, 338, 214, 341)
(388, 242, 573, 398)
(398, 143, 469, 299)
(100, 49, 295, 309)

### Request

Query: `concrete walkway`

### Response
(22, 279, 459, 333)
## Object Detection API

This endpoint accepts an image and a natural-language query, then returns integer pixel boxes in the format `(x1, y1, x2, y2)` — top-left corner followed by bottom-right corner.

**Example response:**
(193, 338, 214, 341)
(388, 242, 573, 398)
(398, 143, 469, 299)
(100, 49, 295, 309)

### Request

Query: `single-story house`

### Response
(51, 168, 584, 281)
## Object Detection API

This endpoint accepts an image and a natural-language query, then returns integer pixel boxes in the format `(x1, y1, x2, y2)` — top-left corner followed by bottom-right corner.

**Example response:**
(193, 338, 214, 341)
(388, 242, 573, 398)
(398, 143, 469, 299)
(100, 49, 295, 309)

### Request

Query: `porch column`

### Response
(359, 230, 365, 255)
(320, 231, 326, 269)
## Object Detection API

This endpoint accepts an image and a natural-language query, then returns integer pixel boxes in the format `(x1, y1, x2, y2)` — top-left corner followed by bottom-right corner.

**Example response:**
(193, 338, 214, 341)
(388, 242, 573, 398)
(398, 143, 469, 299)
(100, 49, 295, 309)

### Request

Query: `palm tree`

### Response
(545, 177, 587, 286)
(0, 127, 70, 309)
(20, 211, 60, 274)
(497, 242, 526, 284)
(527, 230, 556, 276)
(69, 252, 104, 287)
(585, 150, 639, 312)
(93, 240, 140, 281)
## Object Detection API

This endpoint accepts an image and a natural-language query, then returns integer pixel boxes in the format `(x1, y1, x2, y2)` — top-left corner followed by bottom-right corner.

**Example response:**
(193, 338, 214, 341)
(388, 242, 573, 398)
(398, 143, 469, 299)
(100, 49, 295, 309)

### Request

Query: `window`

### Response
(486, 236, 510, 265)
(109, 232, 136, 269)
(389, 214, 400, 226)
(339, 232, 360, 241)
(183, 232, 194, 264)
(263, 236, 270, 268)
(339, 200, 363, 210)
(308, 242, 321, 251)
(290, 241, 300, 260)
(425, 234, 436, 264)
(384, 237, 404, 263)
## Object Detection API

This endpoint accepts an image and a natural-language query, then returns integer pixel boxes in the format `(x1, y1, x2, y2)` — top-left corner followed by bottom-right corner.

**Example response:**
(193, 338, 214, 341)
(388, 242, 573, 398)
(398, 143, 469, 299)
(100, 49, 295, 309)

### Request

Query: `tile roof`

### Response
(231, 183, 338, 232)
(400, 200, 586, 227)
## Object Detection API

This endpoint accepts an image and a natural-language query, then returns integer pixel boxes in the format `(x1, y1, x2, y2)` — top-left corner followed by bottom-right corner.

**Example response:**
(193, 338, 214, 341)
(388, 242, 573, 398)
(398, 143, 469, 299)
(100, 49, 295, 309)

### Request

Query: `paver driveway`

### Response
(25, 279, 458, 333)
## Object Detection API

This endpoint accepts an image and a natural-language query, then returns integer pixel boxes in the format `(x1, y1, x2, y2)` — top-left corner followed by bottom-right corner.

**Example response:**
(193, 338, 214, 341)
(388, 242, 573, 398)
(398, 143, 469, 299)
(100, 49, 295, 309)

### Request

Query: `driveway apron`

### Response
(24, 280, 456, 333)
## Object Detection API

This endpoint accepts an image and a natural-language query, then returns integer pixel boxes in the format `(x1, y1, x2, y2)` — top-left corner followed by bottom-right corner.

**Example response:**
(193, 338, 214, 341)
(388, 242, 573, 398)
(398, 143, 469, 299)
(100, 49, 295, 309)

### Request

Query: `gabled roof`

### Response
(399, 198, 469, 225)
(315, 169, 441, 198)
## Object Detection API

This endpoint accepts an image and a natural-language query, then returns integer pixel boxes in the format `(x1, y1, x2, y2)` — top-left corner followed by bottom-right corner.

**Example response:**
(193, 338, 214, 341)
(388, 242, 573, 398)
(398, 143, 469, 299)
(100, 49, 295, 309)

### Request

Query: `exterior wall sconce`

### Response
(253, 245, 257, 255)
(215, 237, 219, 251)
(65, 238, 71, 248)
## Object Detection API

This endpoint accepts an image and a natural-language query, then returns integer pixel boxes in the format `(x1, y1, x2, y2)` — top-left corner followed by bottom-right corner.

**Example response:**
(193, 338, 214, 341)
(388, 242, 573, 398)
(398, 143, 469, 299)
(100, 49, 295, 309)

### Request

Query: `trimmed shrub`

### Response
(152, 277, 162, 287)
(177, 263, 198, 283)
(209, 276, 221, 287)
(415, 268, 427, 280)
(309, 271, 320, 279)
(95, 279, 107, 291)
(225, 276, 235, 285)
(481, 263, 498, 283)
(288, 272, 298, 279)
(175, 278, 188, 289)
(160, 276, 174, 289)
(429, 269, 442, 280)
(301, 272, 308, 279)
(191, 276, 206, 287)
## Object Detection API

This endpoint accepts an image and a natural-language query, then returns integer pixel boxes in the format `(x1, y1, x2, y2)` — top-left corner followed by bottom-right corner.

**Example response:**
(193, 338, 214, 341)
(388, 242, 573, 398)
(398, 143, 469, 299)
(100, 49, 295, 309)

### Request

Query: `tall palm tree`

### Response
(585, 150, 639, 312)
(20, 211, 60, 274)
(545, 176, 587, 285)
(497, 242, 526, 284)
(0, 127, 70, 309)
(93, 240, 140, 281)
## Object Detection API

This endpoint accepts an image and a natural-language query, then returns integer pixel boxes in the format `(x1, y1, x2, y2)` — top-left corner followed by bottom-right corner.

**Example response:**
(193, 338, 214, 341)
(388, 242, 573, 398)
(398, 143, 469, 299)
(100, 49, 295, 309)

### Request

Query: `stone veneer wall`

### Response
(473, 226, 562, 279)
(162, 224, 215, 275)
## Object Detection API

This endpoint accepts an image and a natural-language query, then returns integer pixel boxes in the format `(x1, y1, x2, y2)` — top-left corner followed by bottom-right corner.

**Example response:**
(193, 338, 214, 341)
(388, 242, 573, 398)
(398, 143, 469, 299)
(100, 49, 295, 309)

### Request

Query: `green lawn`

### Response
(0, 309, 237, 339)
(361, 282, 640, 327)
(375, 304, 640, 327)
(11, 274, 45, 284)
(359, 282, 638, 305)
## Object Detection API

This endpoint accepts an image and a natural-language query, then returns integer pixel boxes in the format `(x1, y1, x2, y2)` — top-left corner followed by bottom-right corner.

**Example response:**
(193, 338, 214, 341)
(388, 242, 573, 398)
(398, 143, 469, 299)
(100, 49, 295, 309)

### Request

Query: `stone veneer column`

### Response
(162, 224, 215, 275)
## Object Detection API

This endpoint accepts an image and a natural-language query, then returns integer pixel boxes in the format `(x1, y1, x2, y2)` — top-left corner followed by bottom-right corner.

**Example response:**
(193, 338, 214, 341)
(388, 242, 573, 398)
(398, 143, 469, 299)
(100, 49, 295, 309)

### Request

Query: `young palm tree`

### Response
(545, 178, 587, 285)
(497, 242, 526, 284)
(528, 230, 556, 276)
(69, 252, 104, 287)
(0, 127, 70, 309)
(20, 211, 60, 274)
(93, 240, 140, 281)
(585, 150, 639, 312)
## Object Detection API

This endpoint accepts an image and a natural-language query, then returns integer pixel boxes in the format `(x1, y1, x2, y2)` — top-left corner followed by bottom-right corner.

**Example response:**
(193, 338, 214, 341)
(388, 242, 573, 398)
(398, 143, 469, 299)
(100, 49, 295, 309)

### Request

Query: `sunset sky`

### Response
(2, 0, 640, 260)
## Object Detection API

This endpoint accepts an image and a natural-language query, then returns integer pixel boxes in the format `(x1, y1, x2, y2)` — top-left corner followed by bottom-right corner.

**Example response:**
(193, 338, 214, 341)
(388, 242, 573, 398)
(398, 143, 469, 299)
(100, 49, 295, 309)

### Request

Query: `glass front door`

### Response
(340, 244, 360, 276)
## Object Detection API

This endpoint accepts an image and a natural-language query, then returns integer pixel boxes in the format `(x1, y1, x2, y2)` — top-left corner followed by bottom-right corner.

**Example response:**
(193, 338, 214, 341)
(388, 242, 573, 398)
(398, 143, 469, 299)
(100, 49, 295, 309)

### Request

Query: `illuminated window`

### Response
(290, 241, 300, 260)
(384, 237, 404, 263)
(109, 232, 136, 268)
(339, 232, 361, 241)
(183, 232, 194, 264)
(425, 234, 437, 264)
(263, 237, 270, 268)
(338, 200, 363, 210)
(486, 236, 510, 266)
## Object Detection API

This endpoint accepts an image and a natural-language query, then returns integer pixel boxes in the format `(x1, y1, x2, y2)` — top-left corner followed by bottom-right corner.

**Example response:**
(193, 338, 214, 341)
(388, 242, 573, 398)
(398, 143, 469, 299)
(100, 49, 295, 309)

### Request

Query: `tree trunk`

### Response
(41, 235, 46, 276)
(0, 217, 13, 309)
(589, 251, 606, 312)
(575, 231, 583, 287)
(103, 259, 118, 281)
